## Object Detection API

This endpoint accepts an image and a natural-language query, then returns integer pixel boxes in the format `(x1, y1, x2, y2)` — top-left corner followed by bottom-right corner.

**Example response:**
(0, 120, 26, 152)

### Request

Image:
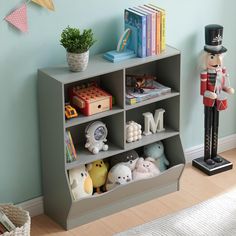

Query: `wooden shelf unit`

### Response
(38, 45, 185, 230)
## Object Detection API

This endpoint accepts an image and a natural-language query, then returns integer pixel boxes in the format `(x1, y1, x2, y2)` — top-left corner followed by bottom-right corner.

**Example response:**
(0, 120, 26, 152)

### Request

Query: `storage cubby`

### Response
(38, 45, 185, 230)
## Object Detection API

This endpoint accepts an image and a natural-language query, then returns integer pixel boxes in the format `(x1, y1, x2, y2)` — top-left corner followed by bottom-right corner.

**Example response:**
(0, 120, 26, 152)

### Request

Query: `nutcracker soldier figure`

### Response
(192, 24, 234, 175)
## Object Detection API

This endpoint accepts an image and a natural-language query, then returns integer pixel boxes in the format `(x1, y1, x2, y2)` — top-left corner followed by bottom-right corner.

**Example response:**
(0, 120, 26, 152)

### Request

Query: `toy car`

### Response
(65, 104, 78, 119)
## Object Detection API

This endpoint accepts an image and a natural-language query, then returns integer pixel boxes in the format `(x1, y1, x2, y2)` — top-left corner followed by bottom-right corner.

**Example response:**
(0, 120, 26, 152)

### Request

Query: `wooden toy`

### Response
(143, 108, 165, 135)
(192, 24, 234, 175)
(70, 85, 112, 116)
(65, 104, 78, 119)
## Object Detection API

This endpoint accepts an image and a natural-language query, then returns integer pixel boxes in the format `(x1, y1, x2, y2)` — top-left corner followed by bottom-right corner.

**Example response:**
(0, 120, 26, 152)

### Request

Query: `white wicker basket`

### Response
(0, 204, 30, 236)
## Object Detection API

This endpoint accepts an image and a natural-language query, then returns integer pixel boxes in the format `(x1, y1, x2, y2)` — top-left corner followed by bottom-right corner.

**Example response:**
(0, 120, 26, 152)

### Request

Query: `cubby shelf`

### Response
(125, 91, 180, 110)
(38, 45, 185, 230)
(66, 143, 124, 170)
(65, 106, 123, 128)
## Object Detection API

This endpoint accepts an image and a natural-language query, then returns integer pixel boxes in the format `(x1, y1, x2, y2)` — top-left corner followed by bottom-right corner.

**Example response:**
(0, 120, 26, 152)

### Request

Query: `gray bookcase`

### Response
(38, 45, 185, 230)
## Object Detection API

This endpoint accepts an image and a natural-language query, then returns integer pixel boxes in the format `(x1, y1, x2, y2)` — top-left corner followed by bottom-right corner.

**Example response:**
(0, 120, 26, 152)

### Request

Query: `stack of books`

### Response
(0, 210, 16, 234)
(126, 75, 171, 105)
(125, 4, 166, 58)
(65, 131, 77, 163)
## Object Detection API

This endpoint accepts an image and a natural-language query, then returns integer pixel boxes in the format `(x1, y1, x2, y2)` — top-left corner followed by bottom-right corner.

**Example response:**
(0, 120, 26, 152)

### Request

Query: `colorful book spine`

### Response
(124, 8, 146, 58)
(155, 11, 161, 54)
(65, 131, 77, 163)
(145, 4, 166, 52)
(132, 7, 151, 56)
(138, 5, 156, 56)
(68, 131, 77, 159)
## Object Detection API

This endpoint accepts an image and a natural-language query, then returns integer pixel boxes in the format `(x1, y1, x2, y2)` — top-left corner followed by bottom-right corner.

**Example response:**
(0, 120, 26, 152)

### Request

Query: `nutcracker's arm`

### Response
(200, 71, 207, 96)
(222, 67, 235, 94)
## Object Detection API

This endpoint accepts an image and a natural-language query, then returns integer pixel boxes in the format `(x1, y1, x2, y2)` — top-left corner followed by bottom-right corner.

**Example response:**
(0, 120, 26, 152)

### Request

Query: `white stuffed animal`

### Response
(68, 165, 93, 200)
(133, 157, 161, 181)
(106, 164, 132, 191)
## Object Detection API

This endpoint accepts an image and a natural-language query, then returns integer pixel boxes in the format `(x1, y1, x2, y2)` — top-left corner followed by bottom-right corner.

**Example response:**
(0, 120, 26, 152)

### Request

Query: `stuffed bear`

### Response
(110, 150, 139, 171)
(68, 165, 93, 200)
(105, 163, 132, 191)
(132, 157, 160, 181)
(87, 159, 108, 194)
(143, 141, 169, 172)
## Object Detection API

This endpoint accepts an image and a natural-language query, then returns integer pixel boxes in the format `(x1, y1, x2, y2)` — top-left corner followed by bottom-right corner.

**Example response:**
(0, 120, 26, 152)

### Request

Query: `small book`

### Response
(124, 8, 147, 58)
(135, 5, 156, 56)
(131, 6, 152, 56)
(65, 131, 77, 163)
(0, 210, 16, 232)
(145, 4, 166, 52)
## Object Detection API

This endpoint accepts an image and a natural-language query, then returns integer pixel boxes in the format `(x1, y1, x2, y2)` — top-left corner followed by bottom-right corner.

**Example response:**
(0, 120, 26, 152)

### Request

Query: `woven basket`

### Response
(0, 204, 30, 236)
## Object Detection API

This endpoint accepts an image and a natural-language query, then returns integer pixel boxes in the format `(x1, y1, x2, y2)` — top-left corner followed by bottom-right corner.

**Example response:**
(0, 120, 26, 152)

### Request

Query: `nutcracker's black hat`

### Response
(204, 24, 227, 54)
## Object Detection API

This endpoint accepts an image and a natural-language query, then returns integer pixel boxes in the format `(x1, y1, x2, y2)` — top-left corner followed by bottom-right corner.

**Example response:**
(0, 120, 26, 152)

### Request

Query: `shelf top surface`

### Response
(39, 45, 180, 84)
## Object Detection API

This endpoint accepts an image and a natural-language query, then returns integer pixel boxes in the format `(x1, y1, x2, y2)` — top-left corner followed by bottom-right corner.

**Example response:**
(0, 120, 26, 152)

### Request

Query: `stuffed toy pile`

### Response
(69, 143, 169, 198)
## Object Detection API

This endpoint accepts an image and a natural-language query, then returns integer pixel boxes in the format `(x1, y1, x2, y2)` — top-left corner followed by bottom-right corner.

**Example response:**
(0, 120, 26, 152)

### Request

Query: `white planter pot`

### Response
(67, 51, 89, 72)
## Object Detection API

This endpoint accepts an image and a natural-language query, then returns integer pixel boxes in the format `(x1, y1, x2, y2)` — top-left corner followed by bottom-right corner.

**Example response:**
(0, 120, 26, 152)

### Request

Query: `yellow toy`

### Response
(65, 104, 78, 119)
(87, 159, 108, 193)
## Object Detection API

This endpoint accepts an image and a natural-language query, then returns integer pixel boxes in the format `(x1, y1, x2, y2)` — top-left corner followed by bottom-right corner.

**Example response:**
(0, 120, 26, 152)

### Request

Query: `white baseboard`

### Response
(18, 134, 236, 217)
(184, 133, 236, 162)
(17, 196, 44, 217)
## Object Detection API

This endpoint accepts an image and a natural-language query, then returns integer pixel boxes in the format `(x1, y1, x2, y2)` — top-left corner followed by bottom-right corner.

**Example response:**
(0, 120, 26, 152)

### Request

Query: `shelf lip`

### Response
(65, 106, 124, 128)
(38, 45, 180, 84)
(125, 128, 179, 151)
(65, 143, 125, 170)
(125, 91, 180, 111)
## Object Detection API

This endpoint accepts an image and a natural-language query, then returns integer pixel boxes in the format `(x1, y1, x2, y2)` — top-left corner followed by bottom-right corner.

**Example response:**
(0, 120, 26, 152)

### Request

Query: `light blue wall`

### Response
(0, 0, 235, 203)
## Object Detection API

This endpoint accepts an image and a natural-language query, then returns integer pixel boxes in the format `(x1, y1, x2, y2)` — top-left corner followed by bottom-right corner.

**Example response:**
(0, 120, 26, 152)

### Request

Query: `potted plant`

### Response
(60, 26, 96, 72)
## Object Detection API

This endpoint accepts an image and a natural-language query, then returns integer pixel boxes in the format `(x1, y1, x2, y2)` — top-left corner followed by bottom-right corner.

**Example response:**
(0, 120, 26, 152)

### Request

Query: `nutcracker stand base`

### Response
(192, 156, 233, 176)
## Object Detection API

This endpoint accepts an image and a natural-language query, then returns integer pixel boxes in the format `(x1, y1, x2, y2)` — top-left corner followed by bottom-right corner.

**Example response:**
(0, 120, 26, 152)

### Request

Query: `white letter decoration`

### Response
(143, 109, 165, 135)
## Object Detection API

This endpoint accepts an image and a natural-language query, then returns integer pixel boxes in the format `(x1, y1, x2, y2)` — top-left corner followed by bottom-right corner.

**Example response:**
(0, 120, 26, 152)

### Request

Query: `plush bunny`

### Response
(105, 163, 132, 191)
(143, 141, 169, 172)
(68, 165, 93, 200)
(132, 157, 160, 181)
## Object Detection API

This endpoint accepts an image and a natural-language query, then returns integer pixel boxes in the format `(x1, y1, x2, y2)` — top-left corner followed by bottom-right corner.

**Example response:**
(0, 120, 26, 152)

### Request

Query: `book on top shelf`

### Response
(131, 6, 151, 56)
(145, 4, 166, 52)
(136, 5, 156, 56)
(124, 8, 146, 58)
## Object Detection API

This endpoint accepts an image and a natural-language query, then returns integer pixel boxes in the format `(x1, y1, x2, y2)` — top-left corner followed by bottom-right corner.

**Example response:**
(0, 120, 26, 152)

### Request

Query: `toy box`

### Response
(70, 85, 112, 116)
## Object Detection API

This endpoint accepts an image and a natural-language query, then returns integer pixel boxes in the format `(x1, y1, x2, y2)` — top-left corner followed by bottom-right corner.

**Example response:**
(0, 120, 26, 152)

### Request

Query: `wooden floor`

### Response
(31, 149, 236, 236)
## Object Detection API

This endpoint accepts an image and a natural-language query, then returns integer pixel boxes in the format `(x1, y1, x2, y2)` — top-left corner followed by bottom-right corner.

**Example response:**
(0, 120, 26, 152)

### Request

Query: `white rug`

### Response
(115, 188, 236, 236)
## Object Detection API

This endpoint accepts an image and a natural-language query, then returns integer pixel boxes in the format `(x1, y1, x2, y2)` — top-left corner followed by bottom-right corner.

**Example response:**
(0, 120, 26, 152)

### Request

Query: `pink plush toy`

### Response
(132, 157, 161, 181)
